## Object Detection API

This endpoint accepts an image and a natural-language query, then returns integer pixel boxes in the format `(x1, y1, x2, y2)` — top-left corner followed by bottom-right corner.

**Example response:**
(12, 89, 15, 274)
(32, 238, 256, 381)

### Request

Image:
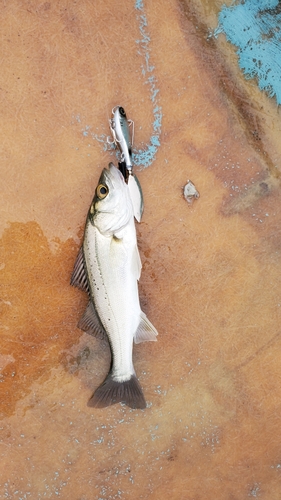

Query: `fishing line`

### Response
(74, 0, 162, 168)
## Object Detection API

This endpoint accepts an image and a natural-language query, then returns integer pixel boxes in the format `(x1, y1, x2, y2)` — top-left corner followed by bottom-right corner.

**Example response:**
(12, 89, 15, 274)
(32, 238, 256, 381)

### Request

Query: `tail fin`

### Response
(88, 374, 146, 409)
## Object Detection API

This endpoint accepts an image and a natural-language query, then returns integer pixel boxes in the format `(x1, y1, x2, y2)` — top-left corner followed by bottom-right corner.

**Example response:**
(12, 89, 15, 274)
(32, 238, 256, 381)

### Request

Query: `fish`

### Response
(71, 162, 158, 409)
(109, 105, 144, 223)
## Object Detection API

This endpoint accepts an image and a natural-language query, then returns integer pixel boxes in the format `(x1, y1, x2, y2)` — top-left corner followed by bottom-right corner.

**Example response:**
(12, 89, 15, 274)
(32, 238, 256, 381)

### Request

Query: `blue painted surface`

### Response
(77, 0, 162, 168)
(215, 0, 281, 105)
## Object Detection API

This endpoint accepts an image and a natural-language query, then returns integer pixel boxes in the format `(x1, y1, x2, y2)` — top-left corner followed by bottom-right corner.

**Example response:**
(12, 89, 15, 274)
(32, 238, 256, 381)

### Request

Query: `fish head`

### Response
(89, 163, 133, 236)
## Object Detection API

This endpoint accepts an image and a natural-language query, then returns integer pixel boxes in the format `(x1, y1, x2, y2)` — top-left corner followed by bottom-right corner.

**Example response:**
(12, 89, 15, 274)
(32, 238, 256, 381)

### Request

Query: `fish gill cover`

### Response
(215, 0, 281, 105)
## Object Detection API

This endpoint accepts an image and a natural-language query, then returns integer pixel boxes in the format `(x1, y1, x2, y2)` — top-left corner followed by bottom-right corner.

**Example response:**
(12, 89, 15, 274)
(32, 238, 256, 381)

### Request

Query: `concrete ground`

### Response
(1, 1, 281, 498)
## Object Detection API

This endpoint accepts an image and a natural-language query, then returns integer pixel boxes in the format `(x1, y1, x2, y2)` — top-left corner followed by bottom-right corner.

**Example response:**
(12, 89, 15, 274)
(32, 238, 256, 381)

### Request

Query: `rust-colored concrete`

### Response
(1, 1, 281, 499)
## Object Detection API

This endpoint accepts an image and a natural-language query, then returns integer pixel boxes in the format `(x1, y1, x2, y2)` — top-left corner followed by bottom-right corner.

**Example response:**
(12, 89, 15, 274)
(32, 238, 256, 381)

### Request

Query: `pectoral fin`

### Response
(134, 311, 158, 344)
(128, 174, 144, 223)
(131, 244, 142, 281)
(70, 247, 90, 295)
(78, 301, 107, 340)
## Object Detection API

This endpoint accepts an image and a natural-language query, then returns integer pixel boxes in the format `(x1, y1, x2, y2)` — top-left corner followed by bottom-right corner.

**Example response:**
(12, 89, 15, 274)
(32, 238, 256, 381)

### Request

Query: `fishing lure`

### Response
(109, 105, 143, 222)
(109, 106, 134, 173)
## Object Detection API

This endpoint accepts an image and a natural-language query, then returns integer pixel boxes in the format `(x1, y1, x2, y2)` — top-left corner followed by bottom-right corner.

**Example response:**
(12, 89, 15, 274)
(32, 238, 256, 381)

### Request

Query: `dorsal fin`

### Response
(70, 247, 90, 295)
(134, 311, 158, 344)
(78, 301, 107, 340)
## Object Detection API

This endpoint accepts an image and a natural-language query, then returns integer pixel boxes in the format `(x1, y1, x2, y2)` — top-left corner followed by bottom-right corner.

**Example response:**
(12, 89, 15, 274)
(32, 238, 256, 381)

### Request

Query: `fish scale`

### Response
(84, 221, 136, 379)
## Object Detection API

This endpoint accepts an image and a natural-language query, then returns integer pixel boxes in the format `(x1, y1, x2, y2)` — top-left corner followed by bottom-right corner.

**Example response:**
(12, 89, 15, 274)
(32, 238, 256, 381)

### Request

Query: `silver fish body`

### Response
(71, 163, 157, 409)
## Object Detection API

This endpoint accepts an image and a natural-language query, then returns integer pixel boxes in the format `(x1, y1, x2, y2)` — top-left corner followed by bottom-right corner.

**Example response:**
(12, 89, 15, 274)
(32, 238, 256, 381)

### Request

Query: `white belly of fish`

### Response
(83, 219, 141, 382)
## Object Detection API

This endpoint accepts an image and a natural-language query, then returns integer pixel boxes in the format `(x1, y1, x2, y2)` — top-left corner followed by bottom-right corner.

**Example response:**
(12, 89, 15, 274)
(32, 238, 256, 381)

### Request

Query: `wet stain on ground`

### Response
(0, 221, 83, 417)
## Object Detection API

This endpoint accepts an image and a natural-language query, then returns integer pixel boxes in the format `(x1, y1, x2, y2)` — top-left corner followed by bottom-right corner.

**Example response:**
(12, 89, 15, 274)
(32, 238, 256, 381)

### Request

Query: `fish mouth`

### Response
(99, 162, 125, 188)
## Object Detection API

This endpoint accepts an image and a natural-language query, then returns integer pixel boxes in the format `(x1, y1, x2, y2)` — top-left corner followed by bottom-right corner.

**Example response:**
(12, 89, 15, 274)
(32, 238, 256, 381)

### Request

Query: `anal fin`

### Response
(134, 311, 158, 344)
(78, 301, 107, 340)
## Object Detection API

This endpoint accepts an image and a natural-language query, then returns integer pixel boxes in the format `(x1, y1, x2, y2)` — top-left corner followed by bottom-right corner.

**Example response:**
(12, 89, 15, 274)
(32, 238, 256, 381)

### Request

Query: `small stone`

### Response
(183, 180, 200, 204)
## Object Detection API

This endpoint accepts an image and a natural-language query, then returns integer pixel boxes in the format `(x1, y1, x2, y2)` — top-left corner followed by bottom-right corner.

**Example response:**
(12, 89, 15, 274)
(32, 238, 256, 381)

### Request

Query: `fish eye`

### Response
(119, 107, 126, 117)
(96, 184, 108, 199)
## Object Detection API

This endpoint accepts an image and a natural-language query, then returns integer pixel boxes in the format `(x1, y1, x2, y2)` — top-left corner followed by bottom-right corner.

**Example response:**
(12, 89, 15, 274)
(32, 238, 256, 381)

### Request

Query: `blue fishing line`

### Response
(76, 1, 162, 167)
(133, 0, 162, 168)
(215, 0, 281, 105)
